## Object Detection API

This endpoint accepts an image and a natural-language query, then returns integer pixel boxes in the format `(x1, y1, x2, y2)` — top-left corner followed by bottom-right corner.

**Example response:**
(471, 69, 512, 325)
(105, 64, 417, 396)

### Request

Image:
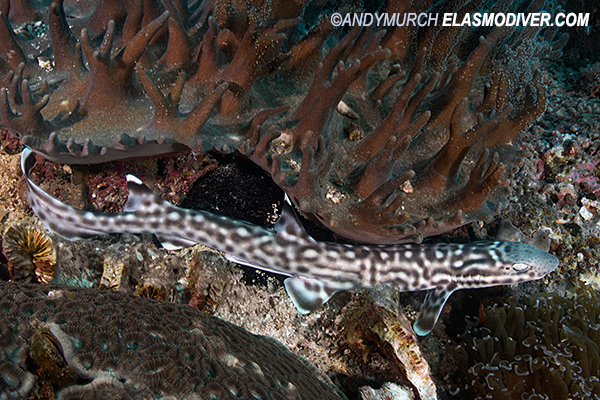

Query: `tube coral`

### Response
(452, 282, 600, 399)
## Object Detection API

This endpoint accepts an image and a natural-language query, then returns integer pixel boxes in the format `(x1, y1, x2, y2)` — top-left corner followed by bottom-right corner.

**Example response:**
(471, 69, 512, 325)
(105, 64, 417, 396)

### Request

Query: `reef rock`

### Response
(338, 285, 437, 400)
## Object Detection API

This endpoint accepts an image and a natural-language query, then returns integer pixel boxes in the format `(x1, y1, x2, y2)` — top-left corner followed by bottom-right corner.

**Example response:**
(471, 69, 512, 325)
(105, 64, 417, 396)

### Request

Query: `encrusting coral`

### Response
(0, 0, 565, 243)
(0, 280, 347, 399)
(451, 281, 600, 399)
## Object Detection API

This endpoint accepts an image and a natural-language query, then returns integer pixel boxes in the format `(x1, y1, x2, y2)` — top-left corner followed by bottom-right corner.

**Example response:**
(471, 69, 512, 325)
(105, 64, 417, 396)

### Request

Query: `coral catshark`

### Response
(21, 148, 558, 335)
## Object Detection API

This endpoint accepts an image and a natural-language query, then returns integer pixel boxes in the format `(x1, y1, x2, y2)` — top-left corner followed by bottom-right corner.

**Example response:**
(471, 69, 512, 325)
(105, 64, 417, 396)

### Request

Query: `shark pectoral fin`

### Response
(274, 195, 315, 243)
(155, 234, 198, 250)
(413, 286, 456, 336)
(284, 275, 338, 314)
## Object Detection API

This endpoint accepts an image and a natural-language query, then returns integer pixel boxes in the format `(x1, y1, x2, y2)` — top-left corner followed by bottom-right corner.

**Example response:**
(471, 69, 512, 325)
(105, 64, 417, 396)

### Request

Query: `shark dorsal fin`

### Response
(413, 285, 457, 336)
(284, 275, 338, 314)
(274, 195, 315, 243)
(124, 175, 176, 213)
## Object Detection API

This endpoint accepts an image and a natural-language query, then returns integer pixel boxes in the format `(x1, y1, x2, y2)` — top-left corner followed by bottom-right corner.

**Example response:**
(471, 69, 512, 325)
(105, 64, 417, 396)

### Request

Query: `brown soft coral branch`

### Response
(0, 12, 27, 73)
(159, 0, 193, 69)
(136, 65, 229, 143)
(290, 29, 390, 150)
(354, 72, 423, 161)
(413, 98, 513, 194)
(443, 149, 506, 214)
(342, 171, 418, 242)
(293, 27, 388, 122)
(354, 136, 398, 198)
(48, 0, 79, 73)
(84, 0, 128, 39)
(427, 29, 501, 130)
(284, 18, 335, 76)
(477, 79, 547, 151)
(368, 68, 405, 104)
(79, 12, 169, 113)
(240, 105, 291, 157)
(0, 71, 52, 138)
(189, 16, 220, 87)
(219, 16, 301, 114)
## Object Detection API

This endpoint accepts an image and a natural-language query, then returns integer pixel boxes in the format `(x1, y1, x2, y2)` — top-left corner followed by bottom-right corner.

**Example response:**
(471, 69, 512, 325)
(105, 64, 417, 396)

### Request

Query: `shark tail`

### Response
(21, 148, 111, 240)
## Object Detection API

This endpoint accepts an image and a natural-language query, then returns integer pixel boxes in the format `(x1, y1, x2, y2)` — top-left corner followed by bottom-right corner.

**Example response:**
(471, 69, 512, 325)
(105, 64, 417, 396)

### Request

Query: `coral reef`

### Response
(0, 0, 562, 243)
(2, 220, 56, 283)
(338, 286, 437, 400)
(451, 282, 600, 399)
(500, 60, 600, 278)
(187, 249, 231, 315)
(359, 382, 414, 400)
(0, 280, 347, 399)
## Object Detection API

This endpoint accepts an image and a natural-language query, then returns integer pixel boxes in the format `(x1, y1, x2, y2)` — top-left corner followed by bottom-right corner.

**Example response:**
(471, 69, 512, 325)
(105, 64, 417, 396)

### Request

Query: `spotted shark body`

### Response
(21, 148, 558, 335)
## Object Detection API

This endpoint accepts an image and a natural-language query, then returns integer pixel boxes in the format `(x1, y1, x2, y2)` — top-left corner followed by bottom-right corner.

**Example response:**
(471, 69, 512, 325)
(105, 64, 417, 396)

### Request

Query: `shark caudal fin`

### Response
(21, 148, 110, 239)
(413, 285, 457, 336)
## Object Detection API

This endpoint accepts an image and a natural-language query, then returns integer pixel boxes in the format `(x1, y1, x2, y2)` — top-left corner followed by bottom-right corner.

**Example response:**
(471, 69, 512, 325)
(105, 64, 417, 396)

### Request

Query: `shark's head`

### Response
(414, 241, 558, 336)
(497, 241, 559, 279)
(453, 241, 559, 288)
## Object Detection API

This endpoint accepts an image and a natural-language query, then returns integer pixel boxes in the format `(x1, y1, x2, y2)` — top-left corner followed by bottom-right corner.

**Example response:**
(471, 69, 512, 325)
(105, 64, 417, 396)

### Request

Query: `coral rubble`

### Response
(0, 280, 346, 399)
(0, 0, 563, 243)
(452, 282, 600, 399)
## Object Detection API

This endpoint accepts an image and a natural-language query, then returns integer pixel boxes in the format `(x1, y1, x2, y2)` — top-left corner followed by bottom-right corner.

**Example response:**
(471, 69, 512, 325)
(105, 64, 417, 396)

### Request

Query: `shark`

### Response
(20, 148, 558, 335)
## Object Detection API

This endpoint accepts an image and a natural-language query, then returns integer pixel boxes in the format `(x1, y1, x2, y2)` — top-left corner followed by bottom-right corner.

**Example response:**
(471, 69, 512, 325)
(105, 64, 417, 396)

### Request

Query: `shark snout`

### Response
(506, 241, 559, 278)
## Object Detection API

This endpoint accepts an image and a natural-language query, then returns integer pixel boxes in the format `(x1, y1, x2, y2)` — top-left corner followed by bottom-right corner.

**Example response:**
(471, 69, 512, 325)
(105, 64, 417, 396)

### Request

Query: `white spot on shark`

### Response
(303, 249, 319, 259)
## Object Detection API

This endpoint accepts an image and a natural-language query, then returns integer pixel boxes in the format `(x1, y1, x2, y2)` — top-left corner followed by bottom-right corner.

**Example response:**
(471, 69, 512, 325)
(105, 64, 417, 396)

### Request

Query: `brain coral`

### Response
(0, 0, 564, 243)
(0, 281, 346, 399)
(452, 282, 600, 399)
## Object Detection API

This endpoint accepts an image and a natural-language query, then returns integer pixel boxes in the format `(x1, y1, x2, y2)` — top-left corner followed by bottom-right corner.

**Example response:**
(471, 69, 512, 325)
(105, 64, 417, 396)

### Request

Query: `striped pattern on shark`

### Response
(21, 148, 558, 335)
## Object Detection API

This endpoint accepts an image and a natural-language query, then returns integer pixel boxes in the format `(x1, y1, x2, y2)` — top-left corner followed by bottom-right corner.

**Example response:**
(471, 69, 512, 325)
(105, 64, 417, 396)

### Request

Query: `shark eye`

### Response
(512, 263, 531, 272)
